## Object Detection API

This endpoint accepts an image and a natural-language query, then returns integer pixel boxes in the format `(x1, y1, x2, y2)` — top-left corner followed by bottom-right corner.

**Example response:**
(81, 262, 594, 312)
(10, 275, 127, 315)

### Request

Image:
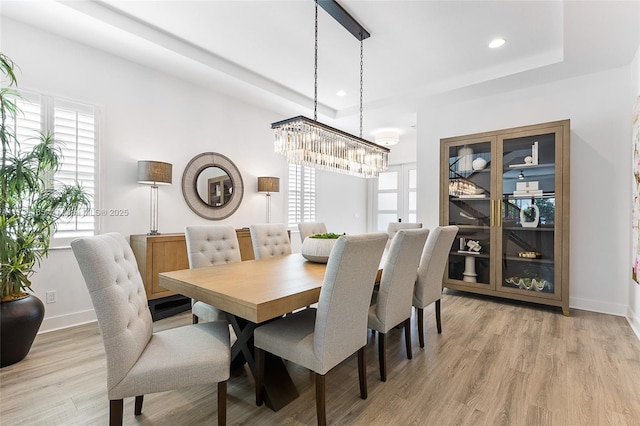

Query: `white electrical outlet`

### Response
(46, 290, 56, 304)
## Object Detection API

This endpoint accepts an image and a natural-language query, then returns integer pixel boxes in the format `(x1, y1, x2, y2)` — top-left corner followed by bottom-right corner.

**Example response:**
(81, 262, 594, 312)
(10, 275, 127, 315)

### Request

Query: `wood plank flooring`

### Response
(2, 290, 640, 425)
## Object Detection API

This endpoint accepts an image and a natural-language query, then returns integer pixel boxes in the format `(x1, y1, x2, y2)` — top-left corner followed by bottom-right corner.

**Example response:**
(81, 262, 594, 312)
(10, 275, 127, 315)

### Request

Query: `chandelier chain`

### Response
(359, 38, 364, 138)
(314, 0, 318, 121)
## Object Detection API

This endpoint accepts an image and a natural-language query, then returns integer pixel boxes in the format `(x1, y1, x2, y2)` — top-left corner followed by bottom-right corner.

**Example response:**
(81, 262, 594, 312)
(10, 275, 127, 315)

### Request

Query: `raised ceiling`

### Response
(2, 0, 639, 146)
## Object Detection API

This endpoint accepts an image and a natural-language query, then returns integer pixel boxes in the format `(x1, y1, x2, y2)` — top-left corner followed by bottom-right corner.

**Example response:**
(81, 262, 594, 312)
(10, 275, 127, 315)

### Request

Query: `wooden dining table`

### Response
(159, 253, 328, 411)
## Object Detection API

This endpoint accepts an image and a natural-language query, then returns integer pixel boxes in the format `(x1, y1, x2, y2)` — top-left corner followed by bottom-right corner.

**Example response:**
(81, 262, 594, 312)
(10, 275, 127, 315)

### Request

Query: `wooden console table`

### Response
(130, 229, 256, 319)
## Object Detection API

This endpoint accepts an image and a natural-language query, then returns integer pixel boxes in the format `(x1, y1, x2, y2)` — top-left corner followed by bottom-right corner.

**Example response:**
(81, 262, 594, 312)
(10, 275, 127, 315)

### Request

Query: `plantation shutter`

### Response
(8, 92, 98, 246)
(52, 98, 97, 242)
(11, 94, 41, 151)
(287, 164, 316, 227)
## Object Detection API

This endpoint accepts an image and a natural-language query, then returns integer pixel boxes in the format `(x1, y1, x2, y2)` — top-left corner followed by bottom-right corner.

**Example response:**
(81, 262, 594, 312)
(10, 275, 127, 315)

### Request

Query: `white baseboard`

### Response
(627, 305, 640, 341)
(39, 309, 97, 333)
(569, 297, 628, 317)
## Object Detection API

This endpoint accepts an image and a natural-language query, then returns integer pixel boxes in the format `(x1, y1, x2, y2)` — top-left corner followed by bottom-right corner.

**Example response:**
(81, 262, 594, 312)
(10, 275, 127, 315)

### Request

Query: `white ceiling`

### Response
(2, 0, 639, 147)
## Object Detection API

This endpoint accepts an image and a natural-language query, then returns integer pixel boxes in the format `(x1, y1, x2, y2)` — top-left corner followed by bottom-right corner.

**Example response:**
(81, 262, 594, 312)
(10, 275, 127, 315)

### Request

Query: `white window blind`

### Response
(10, 92, 98, 245)
(52, 99, 97, 242)
(287, 164, 316, 227)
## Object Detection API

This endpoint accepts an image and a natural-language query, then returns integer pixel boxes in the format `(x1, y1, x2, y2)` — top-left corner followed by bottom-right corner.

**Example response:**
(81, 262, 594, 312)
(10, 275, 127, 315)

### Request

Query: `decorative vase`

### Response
(472, 157, 487, 170)
(1, 295, 45, 368)
(462, 256, 477, 282)
(520, 204, 540, 228)
(301, 237, 338, 263)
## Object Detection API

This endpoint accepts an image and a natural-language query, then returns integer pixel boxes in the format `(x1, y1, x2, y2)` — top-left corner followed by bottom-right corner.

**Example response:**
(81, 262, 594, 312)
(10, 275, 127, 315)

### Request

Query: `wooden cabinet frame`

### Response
(440, 120, 570, 315)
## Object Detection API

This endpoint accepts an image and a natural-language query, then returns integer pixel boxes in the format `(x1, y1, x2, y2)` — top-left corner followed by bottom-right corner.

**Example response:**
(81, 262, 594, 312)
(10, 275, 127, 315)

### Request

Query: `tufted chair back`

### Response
(185, 225, 241, 268)
(371, 228, 429, 333)
(297, 222, 327, 243)
(71, 233, 153, 393)
(414, 225, 459, 308)
(249, 223, 292, 259)
(313, 233, 388, 371)
(386, 221, 423, 249)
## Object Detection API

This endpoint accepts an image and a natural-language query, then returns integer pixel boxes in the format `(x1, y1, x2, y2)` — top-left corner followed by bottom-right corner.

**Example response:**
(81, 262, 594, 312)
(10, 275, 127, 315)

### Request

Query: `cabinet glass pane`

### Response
(447, 229, 491, 285)
(500, 132, 556, 295)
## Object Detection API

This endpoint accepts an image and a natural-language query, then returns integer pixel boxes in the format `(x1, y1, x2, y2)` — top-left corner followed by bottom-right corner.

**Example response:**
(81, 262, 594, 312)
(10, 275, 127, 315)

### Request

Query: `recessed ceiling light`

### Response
(489, 38, 506, 49)
(336, 90, 346, 97)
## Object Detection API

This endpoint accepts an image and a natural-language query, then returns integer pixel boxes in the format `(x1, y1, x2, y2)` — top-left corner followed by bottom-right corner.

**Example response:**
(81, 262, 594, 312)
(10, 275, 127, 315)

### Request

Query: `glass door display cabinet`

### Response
(440, 120, 570, 315)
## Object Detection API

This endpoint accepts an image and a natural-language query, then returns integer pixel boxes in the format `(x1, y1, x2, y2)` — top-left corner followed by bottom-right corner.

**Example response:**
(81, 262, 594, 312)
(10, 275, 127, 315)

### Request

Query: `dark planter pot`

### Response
(0, 295, 45, 368)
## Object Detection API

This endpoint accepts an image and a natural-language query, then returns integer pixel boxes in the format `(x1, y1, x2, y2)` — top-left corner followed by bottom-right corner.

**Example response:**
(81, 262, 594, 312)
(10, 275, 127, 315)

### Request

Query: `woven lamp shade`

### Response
(257, 177, 279, 193)
(137, 161, 172, 185)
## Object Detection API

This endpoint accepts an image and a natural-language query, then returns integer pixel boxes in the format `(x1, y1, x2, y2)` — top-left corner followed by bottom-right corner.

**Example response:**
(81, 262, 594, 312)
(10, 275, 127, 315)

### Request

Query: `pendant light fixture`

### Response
(272, 0, 389, 178)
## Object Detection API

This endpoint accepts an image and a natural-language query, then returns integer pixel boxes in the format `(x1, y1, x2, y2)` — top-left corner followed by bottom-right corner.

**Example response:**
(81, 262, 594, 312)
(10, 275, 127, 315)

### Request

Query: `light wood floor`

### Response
(2, 290, 640, 425)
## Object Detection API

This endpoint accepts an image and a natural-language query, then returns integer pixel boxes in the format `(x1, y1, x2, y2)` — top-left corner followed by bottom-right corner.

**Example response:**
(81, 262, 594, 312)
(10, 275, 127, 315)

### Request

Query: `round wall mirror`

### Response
(182, 152, 244, 220)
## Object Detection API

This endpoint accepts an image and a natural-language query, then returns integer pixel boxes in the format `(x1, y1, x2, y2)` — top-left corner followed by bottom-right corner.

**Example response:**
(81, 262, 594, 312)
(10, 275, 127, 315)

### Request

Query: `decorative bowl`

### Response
(505, 277, 551, 292)
(301, 237, 338, 263)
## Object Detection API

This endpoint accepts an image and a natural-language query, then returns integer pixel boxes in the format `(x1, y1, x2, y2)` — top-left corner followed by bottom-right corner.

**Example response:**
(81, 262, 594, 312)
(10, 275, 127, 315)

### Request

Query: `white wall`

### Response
(417, 66, 632, 316)
(629, 41, 640, 338)
(1, 18, 369, 331)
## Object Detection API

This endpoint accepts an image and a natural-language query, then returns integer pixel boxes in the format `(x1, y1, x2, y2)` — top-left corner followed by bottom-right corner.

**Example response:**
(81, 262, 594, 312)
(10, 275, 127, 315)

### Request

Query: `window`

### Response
(11, 91, 98, 246)
(287, 164, 316, 227)
(373, 163, 417, 231)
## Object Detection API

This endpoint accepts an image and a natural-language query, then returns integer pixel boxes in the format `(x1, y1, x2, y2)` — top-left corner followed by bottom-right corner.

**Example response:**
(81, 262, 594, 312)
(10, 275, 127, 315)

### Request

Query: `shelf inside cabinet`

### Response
(502, 226, 554, 232)
(503, 255, 554, 264)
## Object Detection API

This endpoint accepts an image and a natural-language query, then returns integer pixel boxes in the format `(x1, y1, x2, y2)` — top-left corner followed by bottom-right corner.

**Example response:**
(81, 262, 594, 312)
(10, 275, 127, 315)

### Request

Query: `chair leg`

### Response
(109, 399, 123, 426)
(378, 332, 387, 382)
(417, 307, 425, 348)
(315, 373, 326, 426)
(403, 318, 412, 360)
(134, 395, 143, 415)
(435, 299, 442, 334)
(218, 381, 227, 426)
(192, 314, 199, 324)
(357, 346, 367, 399)
(255, 347, 265, 406)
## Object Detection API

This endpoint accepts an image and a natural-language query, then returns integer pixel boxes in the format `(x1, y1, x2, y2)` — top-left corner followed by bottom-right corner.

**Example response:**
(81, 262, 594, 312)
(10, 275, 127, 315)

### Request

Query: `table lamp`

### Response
(138, 160, 172, 235)
(257, 176, 279, 223)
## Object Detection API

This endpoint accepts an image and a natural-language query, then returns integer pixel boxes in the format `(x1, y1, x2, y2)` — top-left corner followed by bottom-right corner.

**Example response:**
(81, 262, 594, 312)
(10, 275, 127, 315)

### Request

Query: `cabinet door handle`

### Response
(491, 199, 495, 227)
(497, 199, 501, 227)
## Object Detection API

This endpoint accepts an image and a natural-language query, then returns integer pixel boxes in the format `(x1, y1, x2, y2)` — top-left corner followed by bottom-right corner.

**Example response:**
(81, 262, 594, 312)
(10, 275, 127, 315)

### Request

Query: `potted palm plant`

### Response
(1, 53, 91, 367)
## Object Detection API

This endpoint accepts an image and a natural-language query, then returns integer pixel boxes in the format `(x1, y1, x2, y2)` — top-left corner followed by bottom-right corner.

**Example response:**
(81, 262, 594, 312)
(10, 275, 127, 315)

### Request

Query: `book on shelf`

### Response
(513, 189, 543, 197)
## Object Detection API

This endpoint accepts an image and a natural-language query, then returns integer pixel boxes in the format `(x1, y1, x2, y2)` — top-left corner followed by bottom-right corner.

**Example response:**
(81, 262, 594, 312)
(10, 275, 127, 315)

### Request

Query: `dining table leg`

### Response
(225, 313, 299, 411)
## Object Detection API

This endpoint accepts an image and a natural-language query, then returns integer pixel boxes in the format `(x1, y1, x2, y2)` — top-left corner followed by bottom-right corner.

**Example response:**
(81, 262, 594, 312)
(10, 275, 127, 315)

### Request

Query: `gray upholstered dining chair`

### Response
(386, 221, 423, 249)
(185, 225, 241, 324)
(368, 228, 429, 381)
(71, 233, 230, 426)
(413, 225, 458, 347)
(298, 222, 327, 242)
(249, 223, 292, 259)
(253, 233, 388, 426)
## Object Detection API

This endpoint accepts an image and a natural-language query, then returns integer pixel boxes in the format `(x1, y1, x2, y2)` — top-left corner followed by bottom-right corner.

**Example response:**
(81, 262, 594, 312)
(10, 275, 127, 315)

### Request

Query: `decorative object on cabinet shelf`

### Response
(505, 276, 552, 292)
(509, 141, 539, 168)
(520, 205, 540, 228)
(518, 251, 542, 259)
(472, 157, 487, 171)
(138, 160, 172, 235)
(457, 145, 473, 172)
(459, 238, 482, 282)
(272, 1, 390, 178)
(514, 181, 543, 197)
(257, 176, 280, 223)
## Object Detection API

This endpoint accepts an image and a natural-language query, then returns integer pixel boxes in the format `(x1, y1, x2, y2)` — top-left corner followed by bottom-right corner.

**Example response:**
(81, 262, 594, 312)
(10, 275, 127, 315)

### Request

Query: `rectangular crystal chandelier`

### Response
(272, 1, 389, 179)
(273, 115, 389, 178)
